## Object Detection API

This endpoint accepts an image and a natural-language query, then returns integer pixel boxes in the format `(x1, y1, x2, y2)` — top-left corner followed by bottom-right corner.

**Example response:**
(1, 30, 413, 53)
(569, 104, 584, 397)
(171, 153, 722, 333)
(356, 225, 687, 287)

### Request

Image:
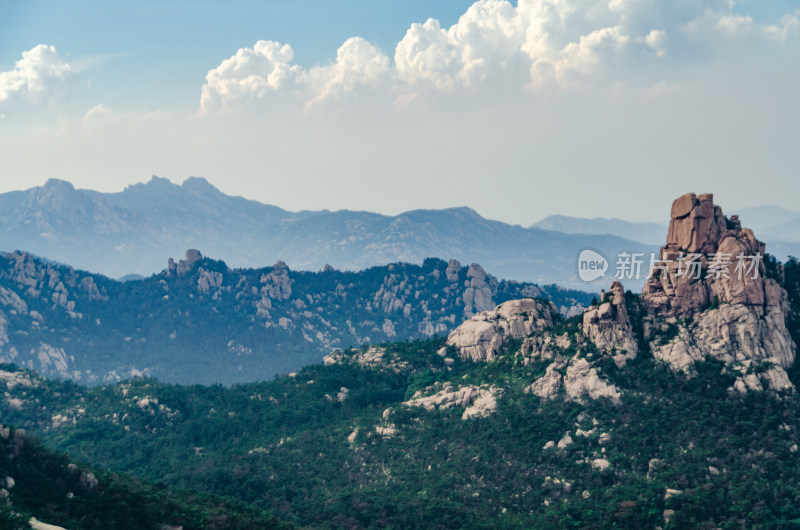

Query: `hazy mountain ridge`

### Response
(531, 214, 668, 245)
(0, 249, 591, 385)
(534, 205, 800, 259)
(0, 177, 653, 287)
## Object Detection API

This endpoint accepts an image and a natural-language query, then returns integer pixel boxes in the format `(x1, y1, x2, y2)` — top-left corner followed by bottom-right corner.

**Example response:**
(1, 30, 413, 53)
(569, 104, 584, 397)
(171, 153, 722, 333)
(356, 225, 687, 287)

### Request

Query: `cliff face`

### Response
(640, 193, 796, 392)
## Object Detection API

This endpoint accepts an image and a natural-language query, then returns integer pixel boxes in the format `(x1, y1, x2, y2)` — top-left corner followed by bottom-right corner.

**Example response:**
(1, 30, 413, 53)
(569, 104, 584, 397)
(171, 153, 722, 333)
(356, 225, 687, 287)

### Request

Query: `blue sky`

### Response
(1, 0, 798, 225)
(0, 1, 475, 111)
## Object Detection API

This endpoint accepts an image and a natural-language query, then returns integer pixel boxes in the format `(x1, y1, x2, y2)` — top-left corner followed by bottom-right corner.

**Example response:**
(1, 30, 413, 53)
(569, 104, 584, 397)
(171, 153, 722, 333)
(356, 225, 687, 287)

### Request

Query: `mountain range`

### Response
(0, 177, 652, 289)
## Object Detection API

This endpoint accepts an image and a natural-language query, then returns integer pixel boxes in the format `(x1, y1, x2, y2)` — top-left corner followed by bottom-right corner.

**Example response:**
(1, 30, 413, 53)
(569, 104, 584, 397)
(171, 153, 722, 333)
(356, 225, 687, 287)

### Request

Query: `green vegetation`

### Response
(0, 426, 291, 529)
(3, 322, 800, 528)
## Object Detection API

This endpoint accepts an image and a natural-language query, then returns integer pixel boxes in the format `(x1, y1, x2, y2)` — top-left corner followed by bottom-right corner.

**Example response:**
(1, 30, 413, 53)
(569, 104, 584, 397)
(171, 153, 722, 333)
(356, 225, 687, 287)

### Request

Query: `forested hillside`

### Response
(0, 250, 591, 385)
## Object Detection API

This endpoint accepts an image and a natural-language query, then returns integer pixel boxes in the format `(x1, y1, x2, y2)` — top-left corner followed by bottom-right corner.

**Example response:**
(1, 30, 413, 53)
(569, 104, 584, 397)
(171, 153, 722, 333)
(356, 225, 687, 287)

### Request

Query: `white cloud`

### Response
(200, 40, 302, 113)
(684, 5, 800, 43)
(200, 37, 389, 113)
(763, 12, 800, 42)
(198, 0, 799, 113)
(716, 13, 755, 35)
(81, 103, 113, 127)
(395, 18, 465, 90)
(642, 29, 668, 57)
(305, 37, 390, 109)
(546, 25, 631, 85)
(0, 44, 78, 108)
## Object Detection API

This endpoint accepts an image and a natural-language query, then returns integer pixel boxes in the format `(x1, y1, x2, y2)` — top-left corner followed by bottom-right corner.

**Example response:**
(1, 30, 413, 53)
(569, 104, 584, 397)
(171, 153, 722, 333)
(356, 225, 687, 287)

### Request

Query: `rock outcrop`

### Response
(525, 355, 622, 404)
(260, 261, 293, 301)
(323, 347, 410, 373)
(640, 193, 796, 392)
(643, 193, 775, 317)
(168, 249, 203, 276)
(462, 263, 497, 317)
(582, 281, 638, 367)
(446, 299, 558, 362)
(403, 382, 503, 420)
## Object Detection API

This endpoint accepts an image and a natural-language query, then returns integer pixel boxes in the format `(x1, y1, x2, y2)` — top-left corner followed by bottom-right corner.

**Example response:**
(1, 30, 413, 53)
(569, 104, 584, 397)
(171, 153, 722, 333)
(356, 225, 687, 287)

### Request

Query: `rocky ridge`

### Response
(445, 298, 558, 362)
(435, 192, 798, 413)
(445, 298, 625, 405)
(0, 177, 653, 288)
(0, 250, 590, 384)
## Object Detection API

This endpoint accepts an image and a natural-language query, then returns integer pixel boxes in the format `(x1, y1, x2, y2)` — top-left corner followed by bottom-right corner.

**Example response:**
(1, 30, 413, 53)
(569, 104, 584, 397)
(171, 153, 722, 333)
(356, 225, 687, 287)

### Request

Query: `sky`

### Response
(0, 0, 798, 226)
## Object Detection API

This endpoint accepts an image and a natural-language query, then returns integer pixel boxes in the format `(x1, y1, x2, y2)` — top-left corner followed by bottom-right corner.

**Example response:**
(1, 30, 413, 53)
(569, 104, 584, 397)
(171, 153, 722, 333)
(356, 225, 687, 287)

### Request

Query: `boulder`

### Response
(402, 383, 502, 420)
(526, 355, 621, 404)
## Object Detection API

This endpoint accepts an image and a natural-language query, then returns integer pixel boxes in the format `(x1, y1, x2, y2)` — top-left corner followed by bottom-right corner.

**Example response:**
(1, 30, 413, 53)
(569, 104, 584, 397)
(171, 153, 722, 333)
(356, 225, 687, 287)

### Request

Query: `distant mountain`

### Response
(730, 205, 800, 233)
(531, 215, 667, 245)
(532, 207, 800, 260)
(0, 250, 592, 385)
(0, 177, 652, 289)
(758, 218, 800, 245)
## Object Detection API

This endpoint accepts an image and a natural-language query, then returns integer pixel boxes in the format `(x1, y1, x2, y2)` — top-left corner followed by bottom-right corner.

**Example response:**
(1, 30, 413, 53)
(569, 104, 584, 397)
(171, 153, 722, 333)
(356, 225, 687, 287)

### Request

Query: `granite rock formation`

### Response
(641, 193, 796, 392)
(446, 299, 558, 362)
(582, 281, 638, 367)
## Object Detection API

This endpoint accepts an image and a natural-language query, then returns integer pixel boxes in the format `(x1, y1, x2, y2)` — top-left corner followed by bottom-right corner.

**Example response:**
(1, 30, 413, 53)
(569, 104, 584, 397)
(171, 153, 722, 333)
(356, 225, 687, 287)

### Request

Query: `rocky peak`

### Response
(582, 281, 638, 367)
(168, 249, 203, 276)
(462, 263, 498, 317)
(260, 260, 292, 301)
(666, 192, 728, 254)
(445, 259, 461, 282)
(644, 192, 774, 317)
(640, 192, 796, 392)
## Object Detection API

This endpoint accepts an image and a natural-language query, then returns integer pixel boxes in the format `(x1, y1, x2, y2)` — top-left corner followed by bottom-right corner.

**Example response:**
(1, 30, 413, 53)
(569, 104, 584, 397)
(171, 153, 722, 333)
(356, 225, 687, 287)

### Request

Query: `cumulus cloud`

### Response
(0, 44, 78, 108)
(200, 40, 302, 113)
(642, 30, 668, 57)
(305, 38, 390, 109)
(198, 0, 799, 113)
(200, 37, 389, 113)
(395, 1, 526, 90)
